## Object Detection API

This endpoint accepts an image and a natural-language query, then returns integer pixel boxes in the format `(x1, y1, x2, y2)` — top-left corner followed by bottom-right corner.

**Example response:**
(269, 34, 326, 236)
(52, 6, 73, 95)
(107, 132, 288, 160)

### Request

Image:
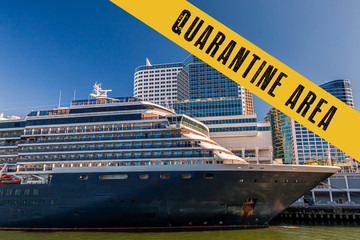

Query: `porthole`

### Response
(80, 175, 88, 180)
(181, 173, 192, 179)
(139, 174, 149, 180)
(160, 174, 170, 179)
(204, 173, 214, 179)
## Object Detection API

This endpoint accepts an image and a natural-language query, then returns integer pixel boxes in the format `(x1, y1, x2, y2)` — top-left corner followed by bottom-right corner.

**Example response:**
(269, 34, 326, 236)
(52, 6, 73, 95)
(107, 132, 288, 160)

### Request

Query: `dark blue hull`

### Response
(0, 168, 334, 230)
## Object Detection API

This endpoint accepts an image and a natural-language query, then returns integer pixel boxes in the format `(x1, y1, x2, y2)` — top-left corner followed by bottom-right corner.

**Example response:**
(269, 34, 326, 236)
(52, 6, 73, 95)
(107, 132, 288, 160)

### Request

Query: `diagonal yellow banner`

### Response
(110, 0, 360, 162)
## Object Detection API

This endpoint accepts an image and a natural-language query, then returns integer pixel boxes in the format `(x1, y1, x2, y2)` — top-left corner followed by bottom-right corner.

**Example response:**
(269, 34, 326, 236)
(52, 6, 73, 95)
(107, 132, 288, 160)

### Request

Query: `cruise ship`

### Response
(0, 84, 339, 230)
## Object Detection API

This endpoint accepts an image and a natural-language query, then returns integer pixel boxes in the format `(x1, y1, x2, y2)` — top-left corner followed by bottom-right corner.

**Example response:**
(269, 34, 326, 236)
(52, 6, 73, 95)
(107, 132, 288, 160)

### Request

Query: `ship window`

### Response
(14, 200, 18, 204)
(204, 173, 214, 179)
(5, 200, 9, 204)
(0, 189, 3, 195)
(6, 189, 12, 195)
(80, 175, 88, 180)
(24, 189, 30, 195)
(15, 189, 21, 195)
(23, 200, 27, 204)
(160, 174, 170, 179)
(284, 180, 289, 183)
(181, 173, 192, 179)
(99, 174, 128, 180)
(139, 174, 149, 180)
(33, 189, 39, 195)
(33, 200, 37, 204)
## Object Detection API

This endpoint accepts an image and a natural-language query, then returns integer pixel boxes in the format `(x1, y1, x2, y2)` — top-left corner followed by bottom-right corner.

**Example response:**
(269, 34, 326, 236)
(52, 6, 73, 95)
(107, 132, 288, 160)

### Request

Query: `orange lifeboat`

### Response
(0, 179, 21, 184)
(1, 175, 11, 178)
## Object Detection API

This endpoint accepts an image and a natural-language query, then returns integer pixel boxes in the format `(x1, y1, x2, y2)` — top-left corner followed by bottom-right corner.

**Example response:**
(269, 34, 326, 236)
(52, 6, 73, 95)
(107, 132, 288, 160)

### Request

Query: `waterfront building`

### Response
(293, 172, 360, 206)
(280, 79, 355, 165)
(133, 59, 189, 105)
(264, 108, 284, 162)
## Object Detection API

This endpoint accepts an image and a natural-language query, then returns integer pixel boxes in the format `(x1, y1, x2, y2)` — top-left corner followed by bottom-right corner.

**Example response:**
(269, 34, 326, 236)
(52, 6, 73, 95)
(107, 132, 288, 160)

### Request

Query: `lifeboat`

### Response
(1, 175, 11, 178)
(0, 179, 21, 184)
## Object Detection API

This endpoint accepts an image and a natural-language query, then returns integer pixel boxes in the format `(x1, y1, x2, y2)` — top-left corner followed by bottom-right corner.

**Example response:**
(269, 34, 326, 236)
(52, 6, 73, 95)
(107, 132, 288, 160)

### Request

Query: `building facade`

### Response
(133, 59, 189, 105)
(183, 55, 253, 115)
(264, 107, 284, 162)
(280, 79, 355, 165)
(320, 79, 354, 108)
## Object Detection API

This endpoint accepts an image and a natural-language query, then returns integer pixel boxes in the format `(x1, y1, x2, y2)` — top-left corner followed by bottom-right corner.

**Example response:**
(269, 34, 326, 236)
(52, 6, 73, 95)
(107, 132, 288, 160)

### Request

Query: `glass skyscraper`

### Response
(320, 79, 354, 108)
(264, 108, 284, 162)
(281, 79, 355, 164)
(183, 55, 253, 115)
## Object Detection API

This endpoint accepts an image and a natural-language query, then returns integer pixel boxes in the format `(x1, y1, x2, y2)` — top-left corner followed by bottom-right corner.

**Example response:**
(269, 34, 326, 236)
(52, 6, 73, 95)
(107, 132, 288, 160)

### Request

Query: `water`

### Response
(0, 227, 359, 240)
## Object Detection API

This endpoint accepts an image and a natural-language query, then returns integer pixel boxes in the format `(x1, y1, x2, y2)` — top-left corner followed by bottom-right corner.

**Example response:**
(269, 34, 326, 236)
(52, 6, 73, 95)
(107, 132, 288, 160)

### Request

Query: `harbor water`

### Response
(0, 226, 359, 240)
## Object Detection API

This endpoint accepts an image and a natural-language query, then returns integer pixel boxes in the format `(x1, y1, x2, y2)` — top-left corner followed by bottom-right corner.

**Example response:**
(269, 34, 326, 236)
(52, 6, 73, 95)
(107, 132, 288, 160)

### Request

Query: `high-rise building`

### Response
(320, 79, 354, 108)
(133, 59, 189, 105)
(280, 79, 355, 165)
(183, 55, 253, 115)
(264, 107, 284, 162)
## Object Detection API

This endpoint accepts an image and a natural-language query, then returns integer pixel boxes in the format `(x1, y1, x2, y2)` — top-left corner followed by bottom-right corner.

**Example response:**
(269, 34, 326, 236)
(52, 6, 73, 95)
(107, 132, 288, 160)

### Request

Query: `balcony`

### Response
(19, 142, 200, 153)
(19, 134, 182, 145)
(19, 152, 214, 162)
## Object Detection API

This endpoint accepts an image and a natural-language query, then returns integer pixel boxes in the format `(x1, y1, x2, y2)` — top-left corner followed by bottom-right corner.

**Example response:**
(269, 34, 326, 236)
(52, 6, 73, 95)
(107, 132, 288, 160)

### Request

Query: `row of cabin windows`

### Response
(24, 123, 168, 135)
(0, 189, 39, 196)
(1, 199, 54, 205)
(81, 173, 215, 180)
(19, 150, 214, 162)
(20, 131, 181, 144)
(19, 140, 197, 152)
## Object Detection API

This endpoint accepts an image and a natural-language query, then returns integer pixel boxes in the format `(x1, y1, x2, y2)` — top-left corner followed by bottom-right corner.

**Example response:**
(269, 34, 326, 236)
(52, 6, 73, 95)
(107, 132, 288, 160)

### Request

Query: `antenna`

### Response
(58, 90, 62, 108)
(90, 82, 112, 99)
(73, 89, 76, 100)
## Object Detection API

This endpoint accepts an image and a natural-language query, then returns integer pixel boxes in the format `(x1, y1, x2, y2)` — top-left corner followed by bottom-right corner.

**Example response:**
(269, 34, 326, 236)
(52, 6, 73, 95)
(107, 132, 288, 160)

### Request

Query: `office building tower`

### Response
(264, 107, 284, 162)
(183, 55, 253, 115)
(320, 79, 354, 109)
(133, 59, 189, 105)
(281, 79, 355, 165)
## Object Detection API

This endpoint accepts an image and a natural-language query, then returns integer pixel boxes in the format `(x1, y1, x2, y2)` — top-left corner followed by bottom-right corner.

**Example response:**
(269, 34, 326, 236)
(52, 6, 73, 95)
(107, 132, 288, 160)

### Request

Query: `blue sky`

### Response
(1, 0, 359, 120)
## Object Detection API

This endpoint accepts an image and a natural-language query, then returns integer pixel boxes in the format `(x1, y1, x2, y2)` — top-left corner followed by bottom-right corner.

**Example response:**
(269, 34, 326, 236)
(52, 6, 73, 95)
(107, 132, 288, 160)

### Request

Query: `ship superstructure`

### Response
(0, 84, 339, 230)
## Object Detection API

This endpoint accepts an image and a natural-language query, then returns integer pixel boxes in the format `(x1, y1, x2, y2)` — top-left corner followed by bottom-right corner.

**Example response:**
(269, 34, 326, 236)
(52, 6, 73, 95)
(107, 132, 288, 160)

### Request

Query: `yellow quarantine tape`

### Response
(110, 0, 360, 162)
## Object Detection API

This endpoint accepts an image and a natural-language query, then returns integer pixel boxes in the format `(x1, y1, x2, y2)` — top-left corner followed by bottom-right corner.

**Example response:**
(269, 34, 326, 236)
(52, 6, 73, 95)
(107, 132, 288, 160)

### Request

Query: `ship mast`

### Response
(90, 82, 112, 99)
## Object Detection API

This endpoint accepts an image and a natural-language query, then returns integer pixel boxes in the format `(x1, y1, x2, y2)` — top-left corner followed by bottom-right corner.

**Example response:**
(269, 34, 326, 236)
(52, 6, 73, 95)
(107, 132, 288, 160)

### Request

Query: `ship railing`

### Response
(22, 125, 168, 136)
(0, 134, 21, 138)
(16, 158, 244, 173)
(0, 152, 18, 156)
(0, 143, 18, 147)
(19, 134, 182, 145)
(19, 143, 199, 153)
(19, 153, 214, 162)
